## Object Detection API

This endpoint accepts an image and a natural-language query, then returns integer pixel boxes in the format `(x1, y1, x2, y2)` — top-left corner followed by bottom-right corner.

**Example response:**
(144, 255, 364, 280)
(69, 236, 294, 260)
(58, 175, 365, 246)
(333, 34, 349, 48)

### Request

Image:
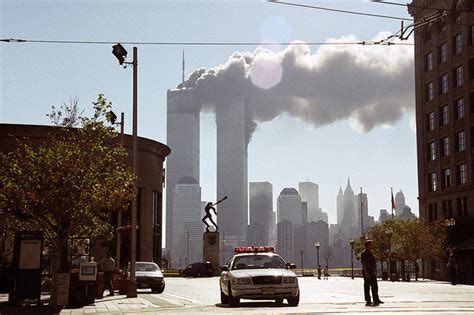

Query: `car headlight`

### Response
(282, 276, 297, 284)
(233, 277, 252, 285)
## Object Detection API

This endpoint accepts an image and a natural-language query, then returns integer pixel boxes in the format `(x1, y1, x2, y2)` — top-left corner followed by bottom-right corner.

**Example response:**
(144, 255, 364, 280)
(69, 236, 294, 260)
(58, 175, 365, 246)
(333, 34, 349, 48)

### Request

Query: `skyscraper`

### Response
(395, 190, 406, 216)
(170, 176, 202, 268)
(216, 99, 248, 247)
(277, 188, 303, 225)
(299, 182, 319, 222)
(337, 186, 344, 225)
(166, 88, 200, 251)
(249, 182, 273, 245)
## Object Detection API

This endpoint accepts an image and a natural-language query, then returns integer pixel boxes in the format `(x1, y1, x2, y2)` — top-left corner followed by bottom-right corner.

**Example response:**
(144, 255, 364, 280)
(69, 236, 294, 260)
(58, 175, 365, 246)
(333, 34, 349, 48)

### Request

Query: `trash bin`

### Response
(382, 271, 388, 280)
(68, 271, 97, 307)
(96, 272, 104, 299)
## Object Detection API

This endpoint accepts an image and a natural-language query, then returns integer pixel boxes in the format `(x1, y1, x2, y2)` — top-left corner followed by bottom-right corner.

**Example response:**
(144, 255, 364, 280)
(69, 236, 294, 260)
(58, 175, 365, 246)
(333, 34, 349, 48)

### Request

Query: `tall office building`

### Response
(249, 182, 273, 245)
(299, 182, 319, 222)
(166, 89, 200, 252)
(170, 177, 202, 268)
(277, 220, 294, 263)
(395, 190, 406, 216)
(277, 188, 303, 225)
(337, 186, 344, 225)
(409, 0, 474, 284)
(216, 99, 248, 248)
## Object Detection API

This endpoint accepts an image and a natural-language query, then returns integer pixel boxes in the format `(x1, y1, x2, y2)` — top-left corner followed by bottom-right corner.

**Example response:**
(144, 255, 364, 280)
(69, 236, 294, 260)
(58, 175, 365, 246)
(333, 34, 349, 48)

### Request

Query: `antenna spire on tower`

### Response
(182, 49, 185, 84)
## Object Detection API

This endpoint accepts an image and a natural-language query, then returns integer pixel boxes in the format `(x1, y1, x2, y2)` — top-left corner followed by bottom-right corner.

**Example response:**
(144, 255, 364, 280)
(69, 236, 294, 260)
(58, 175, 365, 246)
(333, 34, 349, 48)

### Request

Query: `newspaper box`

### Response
(79, 262, 97, 281)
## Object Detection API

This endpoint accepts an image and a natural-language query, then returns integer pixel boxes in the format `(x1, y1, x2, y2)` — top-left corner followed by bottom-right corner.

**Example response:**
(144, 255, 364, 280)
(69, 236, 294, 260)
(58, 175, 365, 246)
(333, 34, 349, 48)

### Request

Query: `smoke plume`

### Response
(178, 32, 415, 141)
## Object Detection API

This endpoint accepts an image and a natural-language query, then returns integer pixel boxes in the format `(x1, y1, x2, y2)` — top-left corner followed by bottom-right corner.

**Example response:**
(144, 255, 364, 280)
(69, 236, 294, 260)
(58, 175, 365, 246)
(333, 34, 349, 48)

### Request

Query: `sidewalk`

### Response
(0, 293, 163, 315)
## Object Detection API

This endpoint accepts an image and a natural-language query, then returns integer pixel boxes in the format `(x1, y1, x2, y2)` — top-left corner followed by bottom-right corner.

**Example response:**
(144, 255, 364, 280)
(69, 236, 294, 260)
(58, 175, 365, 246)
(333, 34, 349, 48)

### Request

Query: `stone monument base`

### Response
(203, 231, 220, 271)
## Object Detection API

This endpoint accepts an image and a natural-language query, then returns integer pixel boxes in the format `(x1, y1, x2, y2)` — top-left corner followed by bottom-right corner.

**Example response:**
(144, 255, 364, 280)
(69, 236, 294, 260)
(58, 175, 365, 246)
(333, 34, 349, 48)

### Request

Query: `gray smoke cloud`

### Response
(178, 32, 415, 141)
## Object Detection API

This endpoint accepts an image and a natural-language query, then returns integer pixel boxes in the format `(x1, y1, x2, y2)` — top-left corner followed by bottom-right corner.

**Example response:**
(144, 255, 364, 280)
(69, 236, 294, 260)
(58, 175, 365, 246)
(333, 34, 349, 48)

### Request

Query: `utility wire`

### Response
(0, 38, 414, 46)
(268, 0, 412, 21)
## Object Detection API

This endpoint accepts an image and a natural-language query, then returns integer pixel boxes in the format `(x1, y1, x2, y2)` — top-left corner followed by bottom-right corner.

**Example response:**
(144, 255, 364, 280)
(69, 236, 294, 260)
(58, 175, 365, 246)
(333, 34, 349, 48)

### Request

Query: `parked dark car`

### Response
(180, 262, 215, 277)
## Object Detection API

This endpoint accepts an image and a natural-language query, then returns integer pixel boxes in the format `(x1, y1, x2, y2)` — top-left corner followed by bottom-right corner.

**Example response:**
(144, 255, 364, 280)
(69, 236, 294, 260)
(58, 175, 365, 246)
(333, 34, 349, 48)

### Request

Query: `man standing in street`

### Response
(100, 251, 115, 296)
(361, 239, 383, 306)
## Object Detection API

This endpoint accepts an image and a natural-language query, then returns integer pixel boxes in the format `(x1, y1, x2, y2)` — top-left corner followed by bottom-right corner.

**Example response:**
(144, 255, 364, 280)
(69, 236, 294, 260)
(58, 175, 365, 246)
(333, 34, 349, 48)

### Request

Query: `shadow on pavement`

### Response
(216, 301, 292, 308)
(0, 301, 62, 315)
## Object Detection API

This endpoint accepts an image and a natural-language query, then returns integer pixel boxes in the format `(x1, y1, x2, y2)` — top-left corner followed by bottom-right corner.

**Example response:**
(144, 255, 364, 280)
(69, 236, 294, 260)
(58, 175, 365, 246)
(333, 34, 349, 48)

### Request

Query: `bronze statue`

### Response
(202, 196, 227, 232)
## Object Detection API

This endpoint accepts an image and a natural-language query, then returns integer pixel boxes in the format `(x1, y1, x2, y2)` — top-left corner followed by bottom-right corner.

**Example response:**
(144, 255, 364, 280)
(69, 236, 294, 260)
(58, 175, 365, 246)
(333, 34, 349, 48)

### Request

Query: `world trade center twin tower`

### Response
(166, 88, 249, 265)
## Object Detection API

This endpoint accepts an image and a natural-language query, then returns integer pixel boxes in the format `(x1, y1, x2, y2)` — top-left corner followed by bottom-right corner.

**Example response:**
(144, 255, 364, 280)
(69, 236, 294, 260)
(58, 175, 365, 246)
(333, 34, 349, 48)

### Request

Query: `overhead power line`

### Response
(268, 0, 413, 21)
(0, 38, 414, 46)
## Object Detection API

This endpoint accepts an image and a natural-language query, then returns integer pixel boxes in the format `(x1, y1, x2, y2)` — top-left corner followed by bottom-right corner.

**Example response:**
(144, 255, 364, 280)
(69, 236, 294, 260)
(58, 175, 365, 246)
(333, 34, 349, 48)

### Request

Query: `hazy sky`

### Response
(1, 0, 416, 227)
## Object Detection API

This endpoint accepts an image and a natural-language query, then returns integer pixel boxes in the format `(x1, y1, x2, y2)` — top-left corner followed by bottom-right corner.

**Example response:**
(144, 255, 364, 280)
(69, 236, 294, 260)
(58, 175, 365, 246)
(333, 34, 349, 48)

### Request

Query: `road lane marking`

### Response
(163, 292, 201, 304)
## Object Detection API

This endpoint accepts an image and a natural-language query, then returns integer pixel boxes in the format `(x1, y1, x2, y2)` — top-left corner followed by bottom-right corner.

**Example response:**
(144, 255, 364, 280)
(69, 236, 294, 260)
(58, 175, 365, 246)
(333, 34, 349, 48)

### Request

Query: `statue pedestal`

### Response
(203, 231, 220, 269)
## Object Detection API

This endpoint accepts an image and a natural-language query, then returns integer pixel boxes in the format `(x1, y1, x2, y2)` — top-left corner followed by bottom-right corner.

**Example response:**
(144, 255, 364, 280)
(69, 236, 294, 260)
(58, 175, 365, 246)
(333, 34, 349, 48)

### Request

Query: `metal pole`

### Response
(316, 246, 320, 279)
(186, 231, 190, 266)
(300, 250, 304, 275)
(351, 246, 354, 279)
(360, 187, 364, 237)
(127, 47, 138, 298)
(115, 112, 125, 269)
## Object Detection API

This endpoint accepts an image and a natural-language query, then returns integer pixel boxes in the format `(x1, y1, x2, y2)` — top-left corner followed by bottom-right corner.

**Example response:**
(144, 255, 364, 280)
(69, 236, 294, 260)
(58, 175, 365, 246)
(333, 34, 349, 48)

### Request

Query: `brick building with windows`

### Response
(409, 0, 474, 284)
(0, 124, 170, 270)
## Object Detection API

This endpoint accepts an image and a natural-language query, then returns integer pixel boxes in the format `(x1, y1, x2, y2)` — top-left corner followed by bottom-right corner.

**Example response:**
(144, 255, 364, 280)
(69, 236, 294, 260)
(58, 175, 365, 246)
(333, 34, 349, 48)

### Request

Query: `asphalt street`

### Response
(136, 276, 474, 314)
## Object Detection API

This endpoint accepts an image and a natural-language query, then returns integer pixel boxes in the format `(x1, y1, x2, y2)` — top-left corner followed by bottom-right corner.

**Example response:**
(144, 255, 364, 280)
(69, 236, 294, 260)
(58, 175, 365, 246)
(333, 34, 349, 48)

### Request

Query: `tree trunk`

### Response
(50, 238, 61, 307)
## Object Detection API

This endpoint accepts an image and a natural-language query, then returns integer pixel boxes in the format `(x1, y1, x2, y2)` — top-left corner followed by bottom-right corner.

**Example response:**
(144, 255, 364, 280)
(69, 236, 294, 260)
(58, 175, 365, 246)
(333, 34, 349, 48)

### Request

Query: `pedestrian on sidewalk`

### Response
(361, 239, 383, 306)
(323, 265, 329, 280)
(100, 251, 115, 296)
(447, 254, 457, 285)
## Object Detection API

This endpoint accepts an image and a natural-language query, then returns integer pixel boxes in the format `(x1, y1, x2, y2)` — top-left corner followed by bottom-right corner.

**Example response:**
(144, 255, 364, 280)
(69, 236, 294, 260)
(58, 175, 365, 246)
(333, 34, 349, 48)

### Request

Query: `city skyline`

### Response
(1, 1, 417, 227)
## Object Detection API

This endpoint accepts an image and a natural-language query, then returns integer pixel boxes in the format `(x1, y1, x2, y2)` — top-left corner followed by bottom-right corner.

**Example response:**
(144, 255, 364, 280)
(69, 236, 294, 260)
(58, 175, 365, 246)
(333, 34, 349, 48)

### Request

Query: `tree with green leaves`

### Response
(396, 219, 446, 280)
(353, 219, 446, 281)
(0, 94, 136, 305)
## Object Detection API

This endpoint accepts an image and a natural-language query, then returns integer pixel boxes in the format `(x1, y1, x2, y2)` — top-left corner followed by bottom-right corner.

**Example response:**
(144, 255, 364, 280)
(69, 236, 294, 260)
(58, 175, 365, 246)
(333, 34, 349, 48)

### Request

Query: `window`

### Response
(439, 43, 448, 64)
(440, 74, 448, 94)
(425, 52, 433, 71)
(442, 168, 452, 188)
(463, 197, 468, 216)
(429, 172, 438, 192)
(426, 81, 434, 101)
(454, 33, 463, 54)
(428, 203, 438, 221)
(456, 198, 468, 217)
(470, 58, 474, 80)
(471, 25, 474, 45)
(455, 66, 464, 87)
(455, 98, 465, 119)
(457, 130, 466, 152)
(429, 142, 436, 161)
(457, 164, 467, 185)
(440, 105, 449, 125)
(428, 112, 435, 130)
(442, 200, 453, 218)
(441, 136, 450, 157)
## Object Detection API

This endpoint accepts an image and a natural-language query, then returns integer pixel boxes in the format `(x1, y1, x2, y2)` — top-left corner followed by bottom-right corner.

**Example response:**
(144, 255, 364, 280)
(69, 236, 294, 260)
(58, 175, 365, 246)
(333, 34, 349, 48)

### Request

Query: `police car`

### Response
(219, 246, 299, 307)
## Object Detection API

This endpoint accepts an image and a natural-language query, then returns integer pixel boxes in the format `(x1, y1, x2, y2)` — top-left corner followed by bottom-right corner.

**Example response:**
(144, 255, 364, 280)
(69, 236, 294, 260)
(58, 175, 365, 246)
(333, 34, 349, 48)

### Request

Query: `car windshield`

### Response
(231, 254, 286, 270)
(136, 263, 159, 272)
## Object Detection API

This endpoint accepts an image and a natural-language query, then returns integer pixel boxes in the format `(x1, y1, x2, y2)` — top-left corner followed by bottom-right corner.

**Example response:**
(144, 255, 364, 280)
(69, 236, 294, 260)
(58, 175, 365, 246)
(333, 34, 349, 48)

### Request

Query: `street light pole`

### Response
(129, 46, 138, 298)
(314, 242, 320, 279)
(349, 238, 354, 279)
(300, 250, 304, 275)
(186, 231, 190, 266)
(112, 43, 138, 298)
(386, 227, 393, 282)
